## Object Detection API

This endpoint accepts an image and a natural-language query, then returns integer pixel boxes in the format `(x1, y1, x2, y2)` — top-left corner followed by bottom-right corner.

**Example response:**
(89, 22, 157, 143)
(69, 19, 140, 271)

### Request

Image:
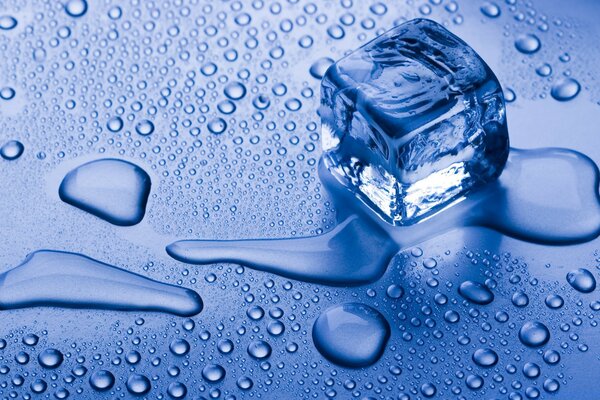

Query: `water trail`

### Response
(0, 250, 203, 316)
(166, 148, 600, 285)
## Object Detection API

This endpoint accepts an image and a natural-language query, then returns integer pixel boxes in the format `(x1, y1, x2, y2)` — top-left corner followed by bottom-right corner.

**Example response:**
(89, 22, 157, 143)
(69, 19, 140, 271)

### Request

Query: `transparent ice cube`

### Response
(320, 18, 509, 225)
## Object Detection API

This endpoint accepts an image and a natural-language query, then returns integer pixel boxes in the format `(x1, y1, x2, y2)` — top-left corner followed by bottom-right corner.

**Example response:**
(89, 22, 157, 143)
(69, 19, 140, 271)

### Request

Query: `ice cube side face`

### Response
(320, 18, 509, 225)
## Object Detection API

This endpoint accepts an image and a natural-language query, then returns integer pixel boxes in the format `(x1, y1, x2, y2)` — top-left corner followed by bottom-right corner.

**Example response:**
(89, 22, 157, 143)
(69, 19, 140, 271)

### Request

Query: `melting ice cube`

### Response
(320, 18, 509, 225)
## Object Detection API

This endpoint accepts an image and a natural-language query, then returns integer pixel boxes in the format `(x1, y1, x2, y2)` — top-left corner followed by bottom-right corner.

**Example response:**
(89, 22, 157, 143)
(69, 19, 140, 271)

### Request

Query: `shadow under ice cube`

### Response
(320, 18, 509, 225)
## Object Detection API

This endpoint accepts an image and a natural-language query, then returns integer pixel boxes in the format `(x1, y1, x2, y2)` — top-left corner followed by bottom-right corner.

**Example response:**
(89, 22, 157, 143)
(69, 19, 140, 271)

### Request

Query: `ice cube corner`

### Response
(320, 18, 509, 225)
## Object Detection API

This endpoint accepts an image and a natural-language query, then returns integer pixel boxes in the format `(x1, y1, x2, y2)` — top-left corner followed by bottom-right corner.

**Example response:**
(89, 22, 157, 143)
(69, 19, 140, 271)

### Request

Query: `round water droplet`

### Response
(515, 34, 541, 54)
(1, 140, 24, 160)
(512, 290, 529, 307)
(224, 82, 247, 100)
(0, 15, 17, 30)
(504, 87, 516, 103)
(247, 340, 272, 360)
(89, 370, 115, 391)
(480, 2, 501, 18)
(38, 348, 63, 369)
(202, 363, 225, 383)
(237, 376, 253, 390)
(126, 374, 151, 395)
(543, 349, 560, 365)
(22, 333, 39, 346)
(309, 57, 334, 80)
(169, 339, 190, 356)
(167, 382, 187, 398)
(135, 119, 154, 136)
(519, 321, 550, 347)
(327, 24, 345, 40)
(420, 382, 437, 397)
(217, 339, 233, 354)
(252, 95, 270, 110)
(535, 63, 552, 77)
(550, 78, 581, 102)
(545, 294, 564, 309)
(247, 305, 265, 320)
(65, 0, 88, 17)
(0, 87, 16, 100)
(472, 348, 498, 367)
(386, 284, 404, 299)
(523, 362, 540, 378)
(312, 303, 390, 368)
(107, 116, 124, 132)
(566, 268, 596, 293)
(208, 117, 227, 135)
(543, 378, 560, 393)
(458, 281, 494, 305)
(30, 379, 47, 393)
(465, 374, 484, 390)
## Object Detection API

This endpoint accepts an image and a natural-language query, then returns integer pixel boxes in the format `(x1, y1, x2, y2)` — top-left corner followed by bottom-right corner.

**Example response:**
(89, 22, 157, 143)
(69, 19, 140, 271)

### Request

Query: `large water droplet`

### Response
(550, 77, 581, 102)
(202, 364, 226, 383)
(38, 348, 63, 369)
(519, 321, 550, 347)
(0, 15, 17, 30)
(472, 348, 498, 367)
(566, 268, 596, 293)
(65, 0, 88, 17)
(247, 340, 272, 360)
(126, 374, 151, 395)
(312, 303, 390, 368)
(59, 158, 151, 226)
(515, 34, 541, 54)
(458, 281, 494, 305)
(1, 140, 24, 160)
(135, 119, 154, 136)
(89, 370, 115, 391)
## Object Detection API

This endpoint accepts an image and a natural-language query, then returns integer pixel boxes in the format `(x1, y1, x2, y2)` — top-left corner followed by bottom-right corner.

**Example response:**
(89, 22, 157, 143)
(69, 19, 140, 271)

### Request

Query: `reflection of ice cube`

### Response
(320, 18, 509, 225)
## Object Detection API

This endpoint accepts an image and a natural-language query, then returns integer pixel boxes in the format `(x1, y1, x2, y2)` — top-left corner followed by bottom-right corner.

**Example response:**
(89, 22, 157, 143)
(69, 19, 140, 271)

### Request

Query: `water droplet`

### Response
(89, 370, 115, 391)
(515, 34, 541, 54)
(247, 305, 265, 320)
(207, 117, 227, 135)
(420, 382, 437, 397)
(237, 376, 254, 390)
(1, 140, 24, 160)
(107, 116, 124, 132)
(169, 339, 190, 356)
(480, 2, 501, 18)
(519, 321, 550, 347)
(217, 339, 234, 354)
(167, 382, 187, 398)
(309, 57, 334, 80)
(135, 119, 154, 136)
(59, 158, 151, 226)
(224, 81, 247, 100)
(327, 24, 345, 40)
(65, 0, 88, 17)
(126, 374, 151, 395)
(38, 348, 63, 369)
(504, 87, 516, 102)
(543, 378, 560, 393)
(458, 281, 494, 305)
(512, 290, 529, 307)
(535, 63, 552, 77)
(523, 362, 540, 378)
(472, 348, 498, 367)
(0, 15, 17, 30)
(550, 78, 581, 102)
(545, 294, 564, 309)
(386, 284, 404, 299)
(465, 374, 484, 390)
(566, 268, 596, 293)
(0, 87, 16, 100)
(312, 303, 390, 368)
(65, 0, 88, 18)
(202, 363, 226, 383)
(247, 340, 272, 360)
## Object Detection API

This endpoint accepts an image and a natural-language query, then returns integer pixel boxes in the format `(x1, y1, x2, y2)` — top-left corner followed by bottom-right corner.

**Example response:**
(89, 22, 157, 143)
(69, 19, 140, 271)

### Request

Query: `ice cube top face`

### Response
(320, 18, 509, 226)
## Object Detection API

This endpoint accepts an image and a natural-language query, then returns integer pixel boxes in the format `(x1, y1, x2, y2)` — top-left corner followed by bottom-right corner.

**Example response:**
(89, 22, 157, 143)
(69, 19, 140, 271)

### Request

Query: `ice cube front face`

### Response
(320, 19, 509, 225)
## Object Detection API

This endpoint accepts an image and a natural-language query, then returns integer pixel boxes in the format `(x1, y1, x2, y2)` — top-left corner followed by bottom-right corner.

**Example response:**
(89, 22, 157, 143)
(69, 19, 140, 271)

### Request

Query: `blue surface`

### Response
(1, 0, 600, 399)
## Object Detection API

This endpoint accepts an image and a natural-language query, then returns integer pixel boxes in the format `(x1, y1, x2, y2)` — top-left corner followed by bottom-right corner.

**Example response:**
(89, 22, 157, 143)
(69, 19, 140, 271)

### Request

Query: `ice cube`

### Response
(320, 18, 509, 225)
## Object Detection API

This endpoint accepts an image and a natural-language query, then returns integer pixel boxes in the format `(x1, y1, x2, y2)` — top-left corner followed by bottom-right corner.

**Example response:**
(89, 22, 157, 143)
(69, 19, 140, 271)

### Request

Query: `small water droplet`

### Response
(65, 0, 88, 18)
(1, 140, 24, 160)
